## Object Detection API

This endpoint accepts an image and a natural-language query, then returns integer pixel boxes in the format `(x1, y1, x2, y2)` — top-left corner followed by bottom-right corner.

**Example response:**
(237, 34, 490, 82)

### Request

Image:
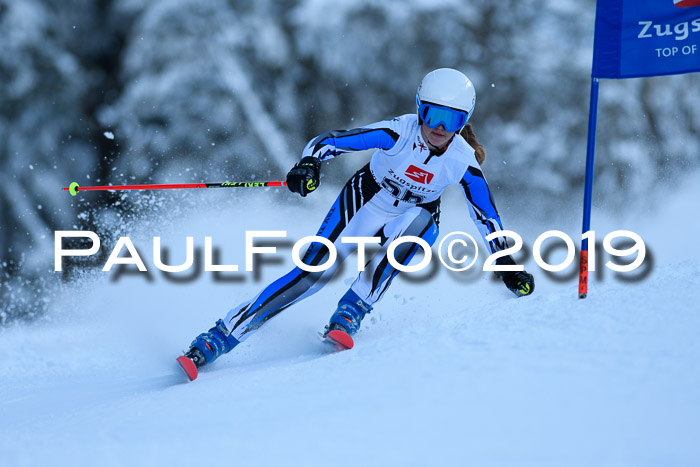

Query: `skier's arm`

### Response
(460, 166, 534, 297)
(288, 120, 401, 197)
(301, 121, 401, 161)
(459, 166, 507, 254)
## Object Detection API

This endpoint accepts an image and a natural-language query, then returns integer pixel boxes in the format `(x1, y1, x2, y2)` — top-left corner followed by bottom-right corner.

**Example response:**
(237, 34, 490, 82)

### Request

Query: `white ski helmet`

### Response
(416, 68, 476, 127)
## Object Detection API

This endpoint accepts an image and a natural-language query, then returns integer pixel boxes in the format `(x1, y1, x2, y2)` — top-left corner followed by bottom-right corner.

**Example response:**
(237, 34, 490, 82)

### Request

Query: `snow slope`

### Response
(1, 174, 700, 466)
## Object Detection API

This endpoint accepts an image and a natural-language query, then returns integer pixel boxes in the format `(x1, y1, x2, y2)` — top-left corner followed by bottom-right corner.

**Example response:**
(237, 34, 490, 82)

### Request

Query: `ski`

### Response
(178, 329, 354, 382)
(324, 328, 354, 350)
(176, 355, 198, 381)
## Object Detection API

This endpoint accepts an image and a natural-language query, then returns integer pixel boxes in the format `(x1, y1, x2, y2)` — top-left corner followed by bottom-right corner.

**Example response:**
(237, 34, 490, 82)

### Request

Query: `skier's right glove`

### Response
(286, 156, 321, 197)
(494, 255, 535, 297)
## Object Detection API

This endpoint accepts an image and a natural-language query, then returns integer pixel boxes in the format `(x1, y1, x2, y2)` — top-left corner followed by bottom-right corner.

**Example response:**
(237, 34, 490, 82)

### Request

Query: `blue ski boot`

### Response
(184, 319, 240, 368)
(324, 290, 372, 349)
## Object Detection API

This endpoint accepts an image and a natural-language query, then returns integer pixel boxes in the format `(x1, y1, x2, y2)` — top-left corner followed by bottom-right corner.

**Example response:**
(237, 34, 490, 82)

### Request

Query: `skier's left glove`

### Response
(286, 156, 321, 197)
(494, 255, 535, 297)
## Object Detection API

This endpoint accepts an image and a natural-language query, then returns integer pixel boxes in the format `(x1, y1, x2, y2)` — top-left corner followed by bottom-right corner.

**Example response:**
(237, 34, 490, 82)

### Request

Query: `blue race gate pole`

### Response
(579, 77, 600, 299)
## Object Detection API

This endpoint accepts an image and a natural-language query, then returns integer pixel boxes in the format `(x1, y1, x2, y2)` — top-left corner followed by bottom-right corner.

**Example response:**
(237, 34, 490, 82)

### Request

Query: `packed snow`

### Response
(3, 1, 699, 464)
(1, 170, 699, 466)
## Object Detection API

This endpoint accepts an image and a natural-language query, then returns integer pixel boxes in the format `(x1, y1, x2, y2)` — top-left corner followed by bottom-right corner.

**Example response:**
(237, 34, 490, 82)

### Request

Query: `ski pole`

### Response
(63, 180, 287, 196)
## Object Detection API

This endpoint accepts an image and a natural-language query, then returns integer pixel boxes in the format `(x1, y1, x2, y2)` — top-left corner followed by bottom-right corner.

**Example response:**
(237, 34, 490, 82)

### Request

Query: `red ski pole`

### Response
(63, 180, 287, 196)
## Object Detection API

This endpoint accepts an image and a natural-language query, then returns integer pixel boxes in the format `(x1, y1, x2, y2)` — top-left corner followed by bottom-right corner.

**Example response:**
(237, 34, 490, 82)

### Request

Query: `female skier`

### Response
(177, 68, 535, 380)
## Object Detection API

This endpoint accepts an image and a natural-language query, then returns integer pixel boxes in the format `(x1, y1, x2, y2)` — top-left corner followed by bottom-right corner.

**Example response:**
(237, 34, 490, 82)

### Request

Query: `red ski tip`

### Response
(326, 329, 354, 350)
(176, 356, 198, 381)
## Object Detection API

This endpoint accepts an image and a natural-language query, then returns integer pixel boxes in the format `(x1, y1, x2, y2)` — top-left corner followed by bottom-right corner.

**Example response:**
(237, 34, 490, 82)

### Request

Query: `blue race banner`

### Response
(592, 0, 700, 79)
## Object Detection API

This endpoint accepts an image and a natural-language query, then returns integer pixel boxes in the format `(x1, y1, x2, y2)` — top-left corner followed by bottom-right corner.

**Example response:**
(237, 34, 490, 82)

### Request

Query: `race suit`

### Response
(223, 114, 508, 341)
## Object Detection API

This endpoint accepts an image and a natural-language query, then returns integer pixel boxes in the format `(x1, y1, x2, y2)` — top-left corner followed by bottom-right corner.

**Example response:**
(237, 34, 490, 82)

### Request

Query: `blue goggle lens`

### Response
(419, 102, 468, 132)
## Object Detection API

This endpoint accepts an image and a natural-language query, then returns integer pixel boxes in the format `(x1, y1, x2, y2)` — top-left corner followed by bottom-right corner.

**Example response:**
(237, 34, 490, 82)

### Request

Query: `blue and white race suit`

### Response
(223, 114, 508, 341)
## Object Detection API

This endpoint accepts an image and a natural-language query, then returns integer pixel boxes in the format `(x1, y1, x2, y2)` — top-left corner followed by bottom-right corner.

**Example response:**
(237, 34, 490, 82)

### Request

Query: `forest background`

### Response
(2, 0, 698, 321)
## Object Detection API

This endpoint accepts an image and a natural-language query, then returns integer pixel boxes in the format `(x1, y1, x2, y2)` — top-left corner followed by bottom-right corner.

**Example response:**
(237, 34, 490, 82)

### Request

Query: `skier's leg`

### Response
(326, 206, 439, 336)
(224, 166, 385, 342)
(184, 166, 384, 365)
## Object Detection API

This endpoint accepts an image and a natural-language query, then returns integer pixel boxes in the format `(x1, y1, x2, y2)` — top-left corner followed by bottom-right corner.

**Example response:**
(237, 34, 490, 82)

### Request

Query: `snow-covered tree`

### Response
(2, 0, 699, 322)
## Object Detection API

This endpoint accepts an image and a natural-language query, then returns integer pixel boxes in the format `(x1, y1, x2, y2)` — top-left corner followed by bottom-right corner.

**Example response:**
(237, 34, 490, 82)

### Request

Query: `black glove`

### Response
(286, 156, 321, 197)
(494, 255, 535, 297)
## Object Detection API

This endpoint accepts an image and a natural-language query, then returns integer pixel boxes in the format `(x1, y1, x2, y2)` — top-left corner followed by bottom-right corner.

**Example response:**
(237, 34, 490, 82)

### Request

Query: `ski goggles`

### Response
(418, 101, 469, 132)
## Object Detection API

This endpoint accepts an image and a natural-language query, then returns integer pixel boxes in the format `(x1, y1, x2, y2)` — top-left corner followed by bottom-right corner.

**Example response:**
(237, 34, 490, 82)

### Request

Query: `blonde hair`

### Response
(460, 123, 486, 166)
